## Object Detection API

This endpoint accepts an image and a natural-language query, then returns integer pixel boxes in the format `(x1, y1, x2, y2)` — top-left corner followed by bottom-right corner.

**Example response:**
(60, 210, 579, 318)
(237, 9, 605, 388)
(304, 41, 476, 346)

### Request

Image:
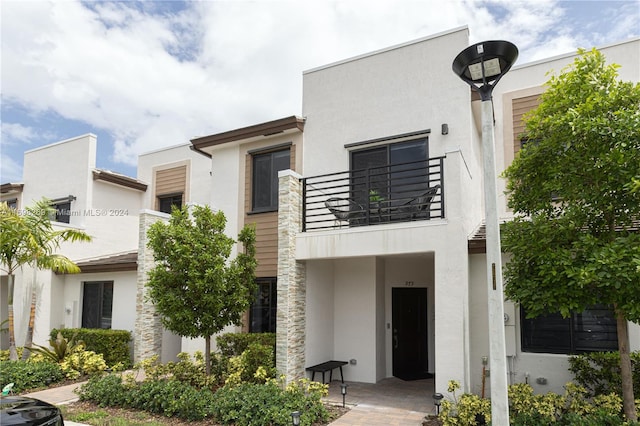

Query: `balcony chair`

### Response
(325, 197, 364, 227)
(397, 184, 441, 219)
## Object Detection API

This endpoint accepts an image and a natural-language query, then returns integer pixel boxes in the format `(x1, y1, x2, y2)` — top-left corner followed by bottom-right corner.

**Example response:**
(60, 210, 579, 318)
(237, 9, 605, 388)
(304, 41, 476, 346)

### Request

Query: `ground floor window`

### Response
(520, 304, 618, 354)
(249, 278, 276, 333)
(82, 281, 113, 329)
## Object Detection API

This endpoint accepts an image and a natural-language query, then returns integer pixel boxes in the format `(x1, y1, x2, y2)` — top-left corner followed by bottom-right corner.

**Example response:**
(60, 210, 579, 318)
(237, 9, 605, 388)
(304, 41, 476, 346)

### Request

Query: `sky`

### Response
(2, 0, 639, 183)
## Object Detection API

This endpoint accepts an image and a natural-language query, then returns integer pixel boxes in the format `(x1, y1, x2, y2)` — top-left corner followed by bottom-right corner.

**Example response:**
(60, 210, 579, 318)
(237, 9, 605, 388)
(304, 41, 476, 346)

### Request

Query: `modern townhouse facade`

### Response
(1, 134, 147, 352)
(175, 26, 639, 397)
(3, 26, 638, 400)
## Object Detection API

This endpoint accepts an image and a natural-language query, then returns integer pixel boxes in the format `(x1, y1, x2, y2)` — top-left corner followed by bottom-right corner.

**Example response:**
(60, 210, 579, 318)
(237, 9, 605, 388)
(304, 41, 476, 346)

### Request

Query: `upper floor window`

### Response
(350, 138, 429, 210)
(5, 198, 18, 210)
(52, 201, 71, 224)
(158, 193, 183, 214)
(521, 304, 618, 354)
(252, 149, 290, 212)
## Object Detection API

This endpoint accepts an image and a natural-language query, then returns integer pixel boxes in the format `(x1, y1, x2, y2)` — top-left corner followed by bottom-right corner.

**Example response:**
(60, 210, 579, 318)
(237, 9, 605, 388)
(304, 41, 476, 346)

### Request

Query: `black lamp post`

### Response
(291, 411, 301, 426)
(432, 392, 444, 415)
(340, 383, 348, 408)
(452, 41, 518, 426)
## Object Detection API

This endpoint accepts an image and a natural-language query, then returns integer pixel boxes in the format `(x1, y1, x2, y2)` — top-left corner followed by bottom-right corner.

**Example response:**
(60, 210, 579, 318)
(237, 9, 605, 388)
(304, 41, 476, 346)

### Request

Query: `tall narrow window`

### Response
(252, 149, 290, 212)
(249, 278, 277, 333)
(82, 281, 114, 329)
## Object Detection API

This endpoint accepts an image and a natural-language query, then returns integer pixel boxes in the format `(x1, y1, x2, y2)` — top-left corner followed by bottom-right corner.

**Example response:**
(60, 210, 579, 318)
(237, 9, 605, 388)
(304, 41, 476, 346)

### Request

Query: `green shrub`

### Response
(439, 380, 629, 425)
(216, 332, 276, 357)
(0, 360, 64, 393)
(52, 328, 131, 367)
(211, 379, 329, 426)
(29, 332, 81, 363)
(60, 345, 108, 379)
(78, 374, 129, 407)
(568, 351, 640, 398)
(226, 342, 276, 385)
(79, 374, 216, 421)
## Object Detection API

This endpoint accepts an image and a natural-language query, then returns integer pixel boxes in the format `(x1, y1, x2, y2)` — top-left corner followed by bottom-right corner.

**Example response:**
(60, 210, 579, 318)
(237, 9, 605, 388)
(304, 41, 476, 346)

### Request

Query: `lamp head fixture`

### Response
(291, 411, 301, 426)
(452, 40, 518, 101)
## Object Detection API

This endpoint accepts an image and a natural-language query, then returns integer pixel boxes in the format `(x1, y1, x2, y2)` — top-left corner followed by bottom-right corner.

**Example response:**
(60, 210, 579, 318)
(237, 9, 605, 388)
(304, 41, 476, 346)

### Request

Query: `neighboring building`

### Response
(1, 134, 146, 351)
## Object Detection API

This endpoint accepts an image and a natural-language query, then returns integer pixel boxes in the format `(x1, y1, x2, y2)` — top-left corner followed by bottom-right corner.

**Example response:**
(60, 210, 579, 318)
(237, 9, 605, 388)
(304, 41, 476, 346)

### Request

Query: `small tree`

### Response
(146, 205, 257, 375)
(502, 49, 640, 420)
(0, 199, 91, 360)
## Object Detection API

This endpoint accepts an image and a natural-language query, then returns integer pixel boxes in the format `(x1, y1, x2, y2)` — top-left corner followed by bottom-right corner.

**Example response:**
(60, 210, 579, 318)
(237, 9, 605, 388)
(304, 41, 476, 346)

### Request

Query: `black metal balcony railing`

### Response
(302, 157, 444, 231)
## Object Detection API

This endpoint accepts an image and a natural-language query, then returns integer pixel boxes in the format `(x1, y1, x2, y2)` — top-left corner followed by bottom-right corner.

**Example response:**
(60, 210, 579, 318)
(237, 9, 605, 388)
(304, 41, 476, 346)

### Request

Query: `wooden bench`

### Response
(306, 360, 348, 383)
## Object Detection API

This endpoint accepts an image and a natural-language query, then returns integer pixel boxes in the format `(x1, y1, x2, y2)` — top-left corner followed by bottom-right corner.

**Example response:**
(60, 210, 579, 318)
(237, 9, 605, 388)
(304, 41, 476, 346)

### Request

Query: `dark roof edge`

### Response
(93, 170, 148, 192)
(191, 115, 305, 149)
(1, 183, 24, 194)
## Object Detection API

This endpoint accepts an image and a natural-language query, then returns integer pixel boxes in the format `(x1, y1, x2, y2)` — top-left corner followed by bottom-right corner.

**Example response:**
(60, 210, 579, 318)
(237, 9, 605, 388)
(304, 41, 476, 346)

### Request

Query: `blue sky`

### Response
(2, 0, 639, 183)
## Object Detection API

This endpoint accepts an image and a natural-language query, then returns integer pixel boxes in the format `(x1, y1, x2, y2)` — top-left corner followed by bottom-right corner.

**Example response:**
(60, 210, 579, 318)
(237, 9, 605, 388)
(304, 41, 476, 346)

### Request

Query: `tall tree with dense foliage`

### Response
(0, 199, 91, 360)
(502, 48, 640, 420)
(146, 205, 257, 375)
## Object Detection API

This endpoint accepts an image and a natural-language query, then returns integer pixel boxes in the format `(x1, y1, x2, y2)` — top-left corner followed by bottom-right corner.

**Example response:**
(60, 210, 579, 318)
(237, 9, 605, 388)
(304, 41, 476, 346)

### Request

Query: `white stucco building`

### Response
(3, 26, 638, 400)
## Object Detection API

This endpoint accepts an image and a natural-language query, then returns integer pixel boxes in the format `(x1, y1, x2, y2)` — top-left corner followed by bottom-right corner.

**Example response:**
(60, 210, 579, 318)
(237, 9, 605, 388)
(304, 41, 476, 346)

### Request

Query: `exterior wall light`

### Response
(340, 383, 348, 408)
(291, 410, 301, 426)
(452, 40, 518, 426)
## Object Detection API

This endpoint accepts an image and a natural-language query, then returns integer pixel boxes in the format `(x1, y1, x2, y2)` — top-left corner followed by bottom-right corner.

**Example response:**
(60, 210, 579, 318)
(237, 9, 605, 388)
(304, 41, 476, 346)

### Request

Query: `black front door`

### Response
(392, 287, 430, 380)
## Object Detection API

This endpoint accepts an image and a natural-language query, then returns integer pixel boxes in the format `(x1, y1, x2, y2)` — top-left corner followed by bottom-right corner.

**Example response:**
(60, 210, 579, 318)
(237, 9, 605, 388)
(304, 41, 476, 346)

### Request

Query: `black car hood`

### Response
(0, 396, 63, 425)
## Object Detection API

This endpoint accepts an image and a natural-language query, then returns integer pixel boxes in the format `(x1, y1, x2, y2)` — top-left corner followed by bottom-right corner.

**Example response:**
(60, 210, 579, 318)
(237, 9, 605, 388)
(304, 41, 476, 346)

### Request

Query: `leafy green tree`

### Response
(502, 48, 640, 420)
(146, 205, 257, 375)
(0, 199, 91, 360)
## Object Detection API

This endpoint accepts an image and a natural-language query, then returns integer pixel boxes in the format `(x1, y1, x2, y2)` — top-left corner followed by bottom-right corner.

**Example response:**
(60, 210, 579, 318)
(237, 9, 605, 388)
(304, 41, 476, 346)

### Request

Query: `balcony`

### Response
(302, 157, 444, 231)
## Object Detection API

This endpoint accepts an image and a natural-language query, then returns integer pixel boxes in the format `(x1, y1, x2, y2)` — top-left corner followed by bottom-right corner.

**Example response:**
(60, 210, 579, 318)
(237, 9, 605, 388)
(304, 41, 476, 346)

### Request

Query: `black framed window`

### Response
(521, 304, 617, 354)
(52, 201, 71, 224)
(350, 138, 428, 209)
(158, 193, 183, 214)
(82, 281, 114, 329)
(249, 278, 277, 333)
(252, 149, 290, 212)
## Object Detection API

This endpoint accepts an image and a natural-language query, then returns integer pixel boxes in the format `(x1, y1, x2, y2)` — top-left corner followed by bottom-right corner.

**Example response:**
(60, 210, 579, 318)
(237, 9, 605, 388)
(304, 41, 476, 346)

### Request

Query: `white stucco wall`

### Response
(305, 260, 335, 368)
(333, 258, 378, 383)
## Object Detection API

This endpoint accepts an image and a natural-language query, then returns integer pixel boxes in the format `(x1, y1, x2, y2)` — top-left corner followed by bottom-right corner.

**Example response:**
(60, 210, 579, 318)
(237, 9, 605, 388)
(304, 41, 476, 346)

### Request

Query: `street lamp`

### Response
(452, 40, 518, 426)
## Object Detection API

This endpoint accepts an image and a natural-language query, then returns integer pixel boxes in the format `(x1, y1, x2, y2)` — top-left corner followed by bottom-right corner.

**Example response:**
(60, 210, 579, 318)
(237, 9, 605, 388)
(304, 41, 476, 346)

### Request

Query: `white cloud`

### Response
(1, 122, 39, 145)
(1, 0, 637, 170)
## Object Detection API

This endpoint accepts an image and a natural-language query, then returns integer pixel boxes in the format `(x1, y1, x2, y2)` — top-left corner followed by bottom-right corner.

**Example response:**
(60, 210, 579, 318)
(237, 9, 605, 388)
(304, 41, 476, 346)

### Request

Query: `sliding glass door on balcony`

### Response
(351, 139, 430, 219)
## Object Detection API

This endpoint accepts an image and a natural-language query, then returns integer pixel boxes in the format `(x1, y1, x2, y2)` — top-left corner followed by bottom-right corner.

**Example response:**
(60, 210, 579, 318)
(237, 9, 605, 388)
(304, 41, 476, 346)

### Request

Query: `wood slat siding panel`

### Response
(244, 144, 296, 278)
(156, 165, 187, 195)
(512, 95, 541, 155)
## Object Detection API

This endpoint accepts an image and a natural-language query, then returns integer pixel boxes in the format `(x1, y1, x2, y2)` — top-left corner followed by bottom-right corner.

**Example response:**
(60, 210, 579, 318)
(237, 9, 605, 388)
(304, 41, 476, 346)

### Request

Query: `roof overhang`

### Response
(190, 115, 305, 157)
(1, 183, 24, 195)
(92, 170, 148, 191)
(58, 251, 138, 274)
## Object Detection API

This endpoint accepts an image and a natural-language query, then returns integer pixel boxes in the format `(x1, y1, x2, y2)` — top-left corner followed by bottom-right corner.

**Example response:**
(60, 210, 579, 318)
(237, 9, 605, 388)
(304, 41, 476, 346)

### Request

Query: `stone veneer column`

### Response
(276, 170, 306, 383)
(134, 210, 168, 362)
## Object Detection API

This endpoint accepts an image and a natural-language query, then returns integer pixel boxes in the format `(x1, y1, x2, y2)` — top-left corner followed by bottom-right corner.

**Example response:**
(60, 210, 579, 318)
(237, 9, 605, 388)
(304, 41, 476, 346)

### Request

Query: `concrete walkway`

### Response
(22, 376, 436, 425)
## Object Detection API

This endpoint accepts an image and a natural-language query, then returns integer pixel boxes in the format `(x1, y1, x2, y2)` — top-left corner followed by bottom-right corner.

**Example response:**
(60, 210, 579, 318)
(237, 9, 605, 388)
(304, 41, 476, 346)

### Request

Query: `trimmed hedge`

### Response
(51, 328, 131, 367)
(216, 332, 276, 357)
(0, 360, 65, 393)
